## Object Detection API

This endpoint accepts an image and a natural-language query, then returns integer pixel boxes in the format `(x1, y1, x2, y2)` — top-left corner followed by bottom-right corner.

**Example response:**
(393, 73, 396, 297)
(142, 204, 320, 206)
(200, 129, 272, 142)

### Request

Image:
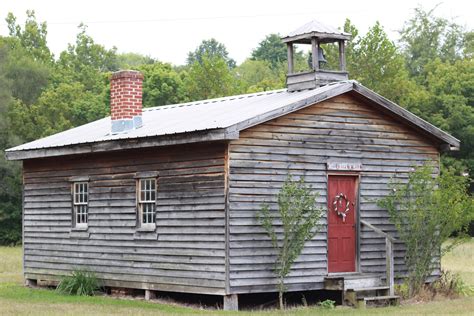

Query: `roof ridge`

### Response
(143, 88, 287, 112)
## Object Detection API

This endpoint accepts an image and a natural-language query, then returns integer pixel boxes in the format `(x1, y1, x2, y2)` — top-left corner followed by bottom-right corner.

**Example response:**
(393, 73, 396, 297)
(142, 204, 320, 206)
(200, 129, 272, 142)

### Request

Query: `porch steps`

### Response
(324, 274, 400, 308)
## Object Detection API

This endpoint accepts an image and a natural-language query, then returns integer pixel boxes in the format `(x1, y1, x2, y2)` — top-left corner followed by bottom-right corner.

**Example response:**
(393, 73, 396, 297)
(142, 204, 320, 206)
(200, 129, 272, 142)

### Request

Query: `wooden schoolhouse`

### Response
(6, 20, 459, 309)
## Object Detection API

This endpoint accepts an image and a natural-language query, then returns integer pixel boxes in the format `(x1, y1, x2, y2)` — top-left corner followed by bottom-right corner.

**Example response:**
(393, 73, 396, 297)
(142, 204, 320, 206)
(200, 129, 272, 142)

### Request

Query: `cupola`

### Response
(282, 20, 351, 91)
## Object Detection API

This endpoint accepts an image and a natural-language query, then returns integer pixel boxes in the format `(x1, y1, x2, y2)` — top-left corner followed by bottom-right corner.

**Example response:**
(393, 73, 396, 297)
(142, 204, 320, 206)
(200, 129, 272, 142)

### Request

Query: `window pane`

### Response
(73, 183, 88, 226)
(138, 178, 156, 225)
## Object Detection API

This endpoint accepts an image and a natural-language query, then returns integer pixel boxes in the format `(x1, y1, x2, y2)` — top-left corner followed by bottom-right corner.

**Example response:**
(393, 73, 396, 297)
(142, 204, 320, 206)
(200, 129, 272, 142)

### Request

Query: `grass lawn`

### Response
(0, 240, 473, 315)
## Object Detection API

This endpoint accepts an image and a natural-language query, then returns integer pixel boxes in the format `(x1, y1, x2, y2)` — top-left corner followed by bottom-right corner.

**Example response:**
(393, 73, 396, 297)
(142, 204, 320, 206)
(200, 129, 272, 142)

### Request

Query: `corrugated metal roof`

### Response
(285, 20, 351, 38)
(6, 82, 349, 153)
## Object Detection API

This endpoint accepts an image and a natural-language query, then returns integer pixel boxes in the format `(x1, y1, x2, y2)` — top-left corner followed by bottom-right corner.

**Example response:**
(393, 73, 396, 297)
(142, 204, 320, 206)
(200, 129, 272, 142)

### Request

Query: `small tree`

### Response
(258, 176, 324, 309)
(378, 164, 473, 297)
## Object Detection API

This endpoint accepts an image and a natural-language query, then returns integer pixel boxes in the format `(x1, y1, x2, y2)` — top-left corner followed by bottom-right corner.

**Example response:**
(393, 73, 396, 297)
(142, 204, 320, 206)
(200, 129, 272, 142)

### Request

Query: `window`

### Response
(138, 178, 156, 228)
(73, 182, 88, 228)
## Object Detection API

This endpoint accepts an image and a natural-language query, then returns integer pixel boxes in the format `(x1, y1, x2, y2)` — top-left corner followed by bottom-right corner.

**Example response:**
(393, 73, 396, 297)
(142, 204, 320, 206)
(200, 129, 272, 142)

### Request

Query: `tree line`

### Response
(0, 7, 472, 244)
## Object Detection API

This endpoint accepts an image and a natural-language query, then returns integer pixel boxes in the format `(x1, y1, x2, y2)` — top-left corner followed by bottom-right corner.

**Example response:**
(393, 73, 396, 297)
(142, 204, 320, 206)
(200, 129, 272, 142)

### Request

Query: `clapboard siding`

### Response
(23, 142, 227, 295)
(228, 94, 440, 294)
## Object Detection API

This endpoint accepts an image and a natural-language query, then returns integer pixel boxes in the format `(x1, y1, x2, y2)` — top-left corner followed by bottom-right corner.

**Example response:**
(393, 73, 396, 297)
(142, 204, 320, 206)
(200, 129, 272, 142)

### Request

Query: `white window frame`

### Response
(73, 182, 89, 229)
(138, 178, 157, 230)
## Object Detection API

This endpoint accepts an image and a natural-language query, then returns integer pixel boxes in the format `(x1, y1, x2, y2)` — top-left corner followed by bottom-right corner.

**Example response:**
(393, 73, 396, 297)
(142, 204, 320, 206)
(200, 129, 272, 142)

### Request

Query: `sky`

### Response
(0, 0, 472, 65)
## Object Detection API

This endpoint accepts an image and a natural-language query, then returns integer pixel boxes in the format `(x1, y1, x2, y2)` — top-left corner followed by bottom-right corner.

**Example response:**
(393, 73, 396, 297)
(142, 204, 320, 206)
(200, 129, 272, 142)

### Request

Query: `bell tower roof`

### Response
(282, 20, 351, 44)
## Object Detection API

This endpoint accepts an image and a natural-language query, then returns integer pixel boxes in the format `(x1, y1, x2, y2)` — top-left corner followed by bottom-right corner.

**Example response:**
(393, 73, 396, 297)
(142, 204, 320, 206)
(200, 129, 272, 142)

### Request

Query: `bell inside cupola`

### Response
(308, 47, 328, 69)
(282, 20, 351, 92)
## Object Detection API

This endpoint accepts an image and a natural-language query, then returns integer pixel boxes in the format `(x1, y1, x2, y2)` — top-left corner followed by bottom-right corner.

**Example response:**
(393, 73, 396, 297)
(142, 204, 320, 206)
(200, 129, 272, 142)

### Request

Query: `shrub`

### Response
(395, 282, 410, 299)
(318, 299, 336, 309)
(56, 269, 100, 296)
(258, 175, 324, 309)
(431, 270, 474, 297)
(378, 164, 474, 297)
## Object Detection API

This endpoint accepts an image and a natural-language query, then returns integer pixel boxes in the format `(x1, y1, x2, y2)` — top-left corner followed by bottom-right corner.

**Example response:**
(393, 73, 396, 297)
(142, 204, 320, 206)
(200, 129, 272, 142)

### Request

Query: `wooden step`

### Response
(356, 295, 400, 308)
(349, 285, 390, 292)
(344, 275, 383, 289)
(325, 273, 384, 290)
(346, 286, 390, 298)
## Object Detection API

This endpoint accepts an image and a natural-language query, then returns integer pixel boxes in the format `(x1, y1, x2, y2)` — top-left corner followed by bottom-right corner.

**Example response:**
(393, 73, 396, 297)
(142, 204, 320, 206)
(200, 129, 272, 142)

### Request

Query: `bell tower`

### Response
(282, 20, 351, 91)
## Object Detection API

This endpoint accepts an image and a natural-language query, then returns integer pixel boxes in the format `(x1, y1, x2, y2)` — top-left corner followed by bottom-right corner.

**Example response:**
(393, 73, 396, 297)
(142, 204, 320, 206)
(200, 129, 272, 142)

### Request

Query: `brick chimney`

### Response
(110, 70, 143, 133)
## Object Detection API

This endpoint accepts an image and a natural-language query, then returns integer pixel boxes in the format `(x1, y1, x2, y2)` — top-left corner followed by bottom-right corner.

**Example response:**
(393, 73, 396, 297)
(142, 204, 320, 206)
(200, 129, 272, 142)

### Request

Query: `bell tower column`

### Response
(311, 37, 319, 71)
(287, 43, 294, 74)
(339, 40, 346, 71)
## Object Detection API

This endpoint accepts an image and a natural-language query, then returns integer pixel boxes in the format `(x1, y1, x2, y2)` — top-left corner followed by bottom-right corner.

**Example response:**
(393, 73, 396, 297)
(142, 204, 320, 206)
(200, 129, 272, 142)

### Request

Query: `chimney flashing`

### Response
(111, 116, 143, 134)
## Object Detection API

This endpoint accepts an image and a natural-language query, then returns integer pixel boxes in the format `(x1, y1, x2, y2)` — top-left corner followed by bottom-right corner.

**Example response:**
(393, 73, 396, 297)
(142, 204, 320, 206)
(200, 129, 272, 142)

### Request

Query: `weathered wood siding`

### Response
(227, 93, 440, 294)
(23, 142, 227, 295)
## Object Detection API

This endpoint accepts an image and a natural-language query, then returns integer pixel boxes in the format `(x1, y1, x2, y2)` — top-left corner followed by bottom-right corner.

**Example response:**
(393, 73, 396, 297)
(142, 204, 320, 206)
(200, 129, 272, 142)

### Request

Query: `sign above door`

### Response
(327, 161, 362, 172)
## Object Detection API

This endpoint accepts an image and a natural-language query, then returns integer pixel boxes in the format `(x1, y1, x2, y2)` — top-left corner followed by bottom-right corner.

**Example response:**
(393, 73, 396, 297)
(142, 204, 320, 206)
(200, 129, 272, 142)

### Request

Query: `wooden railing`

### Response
(360, 220, 396, 296)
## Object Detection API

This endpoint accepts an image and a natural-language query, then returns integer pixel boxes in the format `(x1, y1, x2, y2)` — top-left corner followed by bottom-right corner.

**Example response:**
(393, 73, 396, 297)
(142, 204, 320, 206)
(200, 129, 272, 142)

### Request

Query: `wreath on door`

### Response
(333, 193, 350, 222)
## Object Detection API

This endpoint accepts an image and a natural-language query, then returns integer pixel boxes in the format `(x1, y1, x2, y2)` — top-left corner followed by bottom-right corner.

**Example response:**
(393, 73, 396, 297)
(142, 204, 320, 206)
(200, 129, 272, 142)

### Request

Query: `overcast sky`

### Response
(1, 0, 472, 65)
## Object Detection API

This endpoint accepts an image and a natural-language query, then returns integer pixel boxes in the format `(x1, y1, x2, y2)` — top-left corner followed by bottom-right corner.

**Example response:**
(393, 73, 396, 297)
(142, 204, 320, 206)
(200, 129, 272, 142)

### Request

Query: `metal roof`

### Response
(6, 82, 348, 153)
(5, 80, 459, 160)
(282, 20, 351, 43)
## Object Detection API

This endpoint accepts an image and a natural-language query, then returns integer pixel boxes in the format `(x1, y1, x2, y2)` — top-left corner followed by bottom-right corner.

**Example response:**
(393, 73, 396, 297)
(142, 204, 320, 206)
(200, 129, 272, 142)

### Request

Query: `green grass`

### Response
(0, 240, 473, 315)
(442, 240, 474, 286)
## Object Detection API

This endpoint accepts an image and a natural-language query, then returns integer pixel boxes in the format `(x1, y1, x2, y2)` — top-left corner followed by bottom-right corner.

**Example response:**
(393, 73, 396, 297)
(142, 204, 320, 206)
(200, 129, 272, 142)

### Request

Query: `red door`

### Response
(327, 175, 358, 273)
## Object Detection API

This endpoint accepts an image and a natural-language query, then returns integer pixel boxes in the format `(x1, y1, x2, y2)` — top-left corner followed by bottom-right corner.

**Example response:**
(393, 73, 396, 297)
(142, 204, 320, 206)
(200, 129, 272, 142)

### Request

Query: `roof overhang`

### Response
(5, 129, 239, 161)
(350, 84, 460, 151)
(281, 32, 351, 44)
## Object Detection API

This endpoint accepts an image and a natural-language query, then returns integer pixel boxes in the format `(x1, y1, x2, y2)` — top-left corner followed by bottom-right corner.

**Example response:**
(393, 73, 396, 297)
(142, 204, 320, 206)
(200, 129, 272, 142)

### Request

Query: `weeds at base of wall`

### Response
(398, 270, 474, 303)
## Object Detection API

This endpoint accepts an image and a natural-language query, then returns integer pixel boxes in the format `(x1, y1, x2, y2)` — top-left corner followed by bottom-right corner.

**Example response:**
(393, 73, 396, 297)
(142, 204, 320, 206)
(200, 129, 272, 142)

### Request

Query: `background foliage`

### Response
(0, 7, 472, 244)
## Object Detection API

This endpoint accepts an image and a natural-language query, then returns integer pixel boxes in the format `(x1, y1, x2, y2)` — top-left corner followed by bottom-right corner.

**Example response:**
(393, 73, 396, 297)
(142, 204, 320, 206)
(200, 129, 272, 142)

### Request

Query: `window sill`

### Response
(71, 226, 88, 232)
(136, 225, 156, 232)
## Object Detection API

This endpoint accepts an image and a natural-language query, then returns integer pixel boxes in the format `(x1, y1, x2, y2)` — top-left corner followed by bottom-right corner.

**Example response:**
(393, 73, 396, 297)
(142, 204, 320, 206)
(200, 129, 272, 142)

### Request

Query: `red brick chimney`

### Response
(110, 70, 143, 133)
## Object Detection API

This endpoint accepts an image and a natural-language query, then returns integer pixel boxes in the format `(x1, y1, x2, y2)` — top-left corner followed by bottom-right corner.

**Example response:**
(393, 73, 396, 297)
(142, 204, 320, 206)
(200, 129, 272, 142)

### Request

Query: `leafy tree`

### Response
(56, 24, 118, 92)
(0, 37, 50, 106)
(0, 43, 22, 245)
(400, 6, 468, 80)
(184, 53, 236, 100)
(117, 52, 155, 69)
(187, 38, 236, 69)
(139, 62, 188, 106)
(234, 59, 284, 93)
(352, 22, 417, 103)
(325, 20, 418, 104)
(258, 176, 324, 309)
(5, 10, 53, 64)
(378, 165, 474, 296)
(251, 34, 287, 69)
(421, 58, 474, 176)
(8, 81, 108, 140)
